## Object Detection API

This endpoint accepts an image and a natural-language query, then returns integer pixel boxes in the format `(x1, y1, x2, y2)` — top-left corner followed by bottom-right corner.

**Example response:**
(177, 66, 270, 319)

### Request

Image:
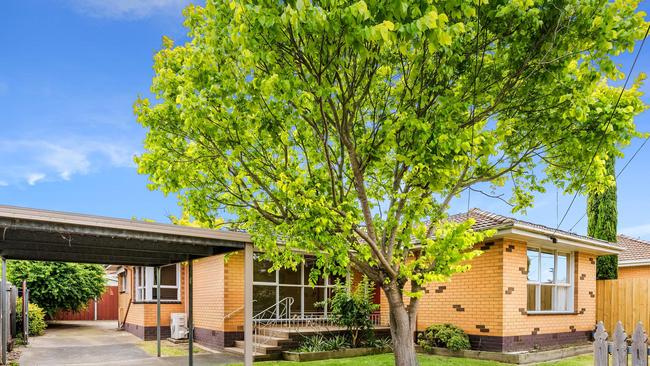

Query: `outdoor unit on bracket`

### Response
(170, 313, 188, 340)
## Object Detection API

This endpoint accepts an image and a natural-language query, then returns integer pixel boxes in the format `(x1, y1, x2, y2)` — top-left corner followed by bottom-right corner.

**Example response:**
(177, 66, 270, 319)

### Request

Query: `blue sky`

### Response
(0, 1, 648, 239)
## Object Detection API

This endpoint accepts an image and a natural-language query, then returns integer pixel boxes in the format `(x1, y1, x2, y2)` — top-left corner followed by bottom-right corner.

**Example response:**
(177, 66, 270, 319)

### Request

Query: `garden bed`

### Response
(283, 346, 392, 362)
(419, 344, 592, 364)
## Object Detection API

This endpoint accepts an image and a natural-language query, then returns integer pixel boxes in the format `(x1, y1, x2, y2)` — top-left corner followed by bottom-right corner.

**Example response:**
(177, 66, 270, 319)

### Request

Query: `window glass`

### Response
(527, 284, 537, 311)
(556, 286, 569, 311)
(254, 254, 276, 283)
(153, 288, 178, 301)
(278, 286, 301, 318)
(304, 287, 325, 314)
(279, 267, 301, 285)
(540, 285, 554, 311)
(527, 249, 539, 282)
(540, 250, 555, 283)
(253, 285, 277, 316)
(556, 253, 569, 284)
(155, 265, 177, 286)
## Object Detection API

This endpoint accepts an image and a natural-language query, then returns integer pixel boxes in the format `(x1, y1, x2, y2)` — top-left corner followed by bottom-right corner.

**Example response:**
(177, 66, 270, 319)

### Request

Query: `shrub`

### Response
(324, 335, 350, 350)
(326, 276, 379, 347)
(296, 335, 350, 352)
(16, 298, 47, 336)
(366, 337, 393, 350)
(418, 324, 470, 352)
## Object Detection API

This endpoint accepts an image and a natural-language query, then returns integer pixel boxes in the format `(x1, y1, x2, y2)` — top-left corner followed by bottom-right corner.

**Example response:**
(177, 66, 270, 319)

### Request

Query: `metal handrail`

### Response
(253, 297, 294, 320)
(224, 300, 256, 320)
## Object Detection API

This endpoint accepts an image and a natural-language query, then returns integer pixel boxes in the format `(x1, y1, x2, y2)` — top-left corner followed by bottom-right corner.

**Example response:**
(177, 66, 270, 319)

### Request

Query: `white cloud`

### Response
(0, 138, 139, 186)
(26, 173, 46, 186)
(70, 0, 191, 19)
(621, 224, 650, 238)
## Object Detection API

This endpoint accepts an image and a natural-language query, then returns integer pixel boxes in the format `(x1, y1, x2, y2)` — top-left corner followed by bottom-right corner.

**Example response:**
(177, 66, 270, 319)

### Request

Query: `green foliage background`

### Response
(7, 261, 106, 317)
(16, 297, 47, 336)
(588, 158, 618, 280)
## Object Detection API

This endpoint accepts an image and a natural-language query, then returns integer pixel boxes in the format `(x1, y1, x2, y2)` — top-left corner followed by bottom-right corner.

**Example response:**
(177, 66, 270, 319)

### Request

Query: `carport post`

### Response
(244, 242, 253, 366)
(156, 266, 161, 357)
(188, 258, 193, 366)
(1, 256, 6, 366)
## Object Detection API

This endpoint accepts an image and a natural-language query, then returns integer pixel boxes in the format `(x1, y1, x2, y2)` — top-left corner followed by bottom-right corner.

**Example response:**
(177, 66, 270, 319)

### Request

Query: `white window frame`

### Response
(527, 247, 574, 314)
(134, 264, 181, 302)
(252, 255, 348, 320)
(118, 270, 128, 293)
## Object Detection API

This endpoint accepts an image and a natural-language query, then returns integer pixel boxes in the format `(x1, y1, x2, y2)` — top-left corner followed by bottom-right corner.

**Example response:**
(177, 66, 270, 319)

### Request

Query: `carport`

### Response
(0, 205, 255, 366)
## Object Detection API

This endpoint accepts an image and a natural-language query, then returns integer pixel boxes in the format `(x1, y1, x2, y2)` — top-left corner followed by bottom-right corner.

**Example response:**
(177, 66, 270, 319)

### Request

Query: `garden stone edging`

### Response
(283, 347, 391, 362)
(419, 344, 592, 364)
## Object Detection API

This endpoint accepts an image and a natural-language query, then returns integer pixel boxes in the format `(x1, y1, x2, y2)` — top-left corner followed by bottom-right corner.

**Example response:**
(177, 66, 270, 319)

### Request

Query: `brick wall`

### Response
(409, 237, 597, 351)
(224, 251, 245, 333)
(619, 265, 650, 279)
(193, 256, 225, 331)
(414, 239, 505, 337)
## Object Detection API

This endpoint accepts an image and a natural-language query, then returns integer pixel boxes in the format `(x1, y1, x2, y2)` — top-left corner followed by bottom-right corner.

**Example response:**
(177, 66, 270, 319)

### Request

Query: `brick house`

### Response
(616, 235, 650, 278)
(117, 208, 622, 354)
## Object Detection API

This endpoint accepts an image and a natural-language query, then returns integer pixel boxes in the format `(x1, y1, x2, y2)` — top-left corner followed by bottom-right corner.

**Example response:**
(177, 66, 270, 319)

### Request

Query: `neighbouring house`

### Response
(117, 208, 622, 355)
(616, 235, 650, 278)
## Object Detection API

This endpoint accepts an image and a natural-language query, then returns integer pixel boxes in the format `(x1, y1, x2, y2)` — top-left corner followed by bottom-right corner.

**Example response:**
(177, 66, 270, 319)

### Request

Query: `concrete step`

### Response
(223, 347, 281, 361)
(234, 341, 283, 354)
(252, 334, 297, 347)
(256, 328, 293, 339)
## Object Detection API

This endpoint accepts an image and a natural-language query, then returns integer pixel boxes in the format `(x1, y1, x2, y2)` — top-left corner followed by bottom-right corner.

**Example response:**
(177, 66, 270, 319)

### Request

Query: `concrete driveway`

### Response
(18, 321, 242, 366)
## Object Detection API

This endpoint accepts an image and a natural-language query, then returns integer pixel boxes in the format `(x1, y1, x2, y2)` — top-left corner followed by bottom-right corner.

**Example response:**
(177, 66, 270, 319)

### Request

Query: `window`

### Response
(527, 248, 573, 313)
(134, 264, 180, 302)
(253, 254, 344, 319)
(118, 270, 128, 293)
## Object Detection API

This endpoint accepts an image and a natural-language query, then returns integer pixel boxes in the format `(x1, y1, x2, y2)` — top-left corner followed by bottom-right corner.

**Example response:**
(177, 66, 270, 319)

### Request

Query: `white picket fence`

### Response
(594, 321, 650, 365)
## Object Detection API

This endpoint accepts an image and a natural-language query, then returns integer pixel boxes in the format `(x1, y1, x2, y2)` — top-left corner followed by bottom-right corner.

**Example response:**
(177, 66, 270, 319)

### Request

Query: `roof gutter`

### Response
(494, 223, 623, 255)
(619, 259, 650, 267)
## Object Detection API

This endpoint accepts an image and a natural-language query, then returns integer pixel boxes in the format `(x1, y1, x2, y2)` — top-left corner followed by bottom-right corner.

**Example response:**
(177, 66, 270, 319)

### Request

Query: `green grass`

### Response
(253, 353, 593, 366)
(137, 340, 206, 357)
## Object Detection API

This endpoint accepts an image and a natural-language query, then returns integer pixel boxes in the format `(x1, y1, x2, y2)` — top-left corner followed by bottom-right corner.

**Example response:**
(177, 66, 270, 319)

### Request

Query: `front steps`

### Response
(223, 328, 298, 360)
(223, 326, 391, 360)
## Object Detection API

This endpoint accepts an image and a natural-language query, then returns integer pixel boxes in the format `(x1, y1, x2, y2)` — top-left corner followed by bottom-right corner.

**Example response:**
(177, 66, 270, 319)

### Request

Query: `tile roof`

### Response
(616, 235, 650, 262)
(448, 208, 616, 246)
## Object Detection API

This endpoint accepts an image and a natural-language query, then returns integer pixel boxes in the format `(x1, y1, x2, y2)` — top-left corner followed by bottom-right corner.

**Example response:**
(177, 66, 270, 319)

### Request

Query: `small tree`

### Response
(327, 276, 379, 347)
(7, 261, 106, 317)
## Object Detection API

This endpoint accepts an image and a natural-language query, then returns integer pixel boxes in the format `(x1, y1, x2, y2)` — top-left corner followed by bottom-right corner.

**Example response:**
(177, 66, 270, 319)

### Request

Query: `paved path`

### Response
(18, 321, 243, 366)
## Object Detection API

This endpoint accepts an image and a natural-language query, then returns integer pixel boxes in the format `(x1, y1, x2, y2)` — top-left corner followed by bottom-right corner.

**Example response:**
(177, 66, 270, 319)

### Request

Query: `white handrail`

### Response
(253, 297, 294, 320)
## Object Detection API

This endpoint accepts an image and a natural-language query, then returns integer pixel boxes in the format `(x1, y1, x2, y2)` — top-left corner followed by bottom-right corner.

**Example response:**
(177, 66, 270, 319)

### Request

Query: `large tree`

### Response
(135, 0, 647, 364)
(588, 157, 619, 279)
(7, 261, 106, 318)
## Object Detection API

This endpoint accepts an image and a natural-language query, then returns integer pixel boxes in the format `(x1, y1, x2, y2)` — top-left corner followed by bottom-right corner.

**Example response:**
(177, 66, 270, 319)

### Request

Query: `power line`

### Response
(568, 136, 650, 231)
(554, 23, 650, 233)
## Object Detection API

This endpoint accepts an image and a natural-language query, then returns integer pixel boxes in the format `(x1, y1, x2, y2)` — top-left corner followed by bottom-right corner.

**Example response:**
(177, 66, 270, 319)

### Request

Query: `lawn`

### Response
(137, 340, 206, 357)
(254, 353, 593, 366)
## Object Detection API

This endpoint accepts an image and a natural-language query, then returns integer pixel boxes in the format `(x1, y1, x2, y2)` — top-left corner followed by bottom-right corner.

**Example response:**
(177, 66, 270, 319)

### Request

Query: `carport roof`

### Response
(0, 205, 252, 266)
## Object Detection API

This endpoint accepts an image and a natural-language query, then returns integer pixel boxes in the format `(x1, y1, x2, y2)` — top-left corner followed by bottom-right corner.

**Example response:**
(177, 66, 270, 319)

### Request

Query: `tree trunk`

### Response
(384, 284, 418, 366)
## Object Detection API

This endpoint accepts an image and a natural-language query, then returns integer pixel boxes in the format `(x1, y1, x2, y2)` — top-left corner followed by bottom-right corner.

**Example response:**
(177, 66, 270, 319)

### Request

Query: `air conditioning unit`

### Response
(170, 313, 188, 340)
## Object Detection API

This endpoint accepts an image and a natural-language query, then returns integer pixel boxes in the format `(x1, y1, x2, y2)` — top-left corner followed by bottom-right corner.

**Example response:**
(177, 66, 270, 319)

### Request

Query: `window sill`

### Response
(132, 301, 182, 305)
(526, 311, 578, 316)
